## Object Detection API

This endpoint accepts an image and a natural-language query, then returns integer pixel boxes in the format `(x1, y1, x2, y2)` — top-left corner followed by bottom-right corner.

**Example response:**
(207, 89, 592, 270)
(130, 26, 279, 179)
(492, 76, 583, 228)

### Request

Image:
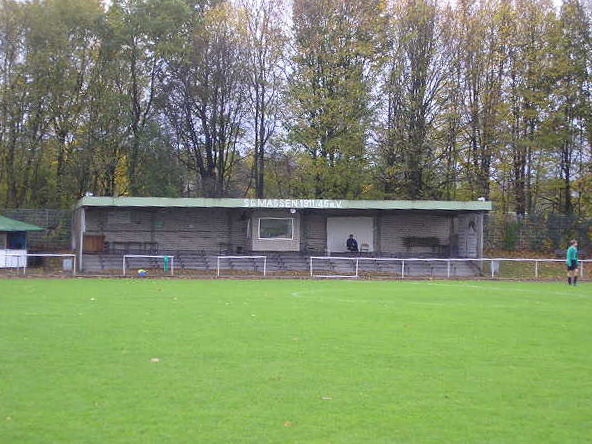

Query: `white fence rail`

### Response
(310, 256, 590, 280)
(2, 252, 589, 281)
(484, 258, 587, 279)
(4, 253, 77, 276)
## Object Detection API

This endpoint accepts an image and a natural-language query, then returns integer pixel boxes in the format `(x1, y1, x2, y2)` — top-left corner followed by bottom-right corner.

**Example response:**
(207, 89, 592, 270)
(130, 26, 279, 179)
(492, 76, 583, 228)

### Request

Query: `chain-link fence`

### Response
(485, 213, 592, 256)
(0, 209, 71, 252)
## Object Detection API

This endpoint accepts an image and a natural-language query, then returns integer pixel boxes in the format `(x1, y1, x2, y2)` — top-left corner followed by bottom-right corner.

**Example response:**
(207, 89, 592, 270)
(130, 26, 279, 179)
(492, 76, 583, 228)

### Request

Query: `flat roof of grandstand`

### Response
(77, 197, 492, 212)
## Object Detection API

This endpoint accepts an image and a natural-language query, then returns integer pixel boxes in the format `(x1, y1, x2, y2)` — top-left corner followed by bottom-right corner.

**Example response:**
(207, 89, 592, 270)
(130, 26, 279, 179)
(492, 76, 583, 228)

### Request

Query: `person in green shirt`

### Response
(566, 240, 579, 286)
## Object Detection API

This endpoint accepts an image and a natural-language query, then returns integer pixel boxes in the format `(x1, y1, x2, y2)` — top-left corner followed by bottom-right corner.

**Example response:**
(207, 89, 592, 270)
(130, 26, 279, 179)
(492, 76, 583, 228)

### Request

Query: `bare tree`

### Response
(240, 0, 288, 198)
(160, 2, 249, 197)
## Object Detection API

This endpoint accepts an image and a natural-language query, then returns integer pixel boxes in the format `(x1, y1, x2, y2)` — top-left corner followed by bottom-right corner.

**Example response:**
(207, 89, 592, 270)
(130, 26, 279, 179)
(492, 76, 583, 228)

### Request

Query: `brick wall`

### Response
(84, 207, 238, 253)
(379, 212, 453, 255)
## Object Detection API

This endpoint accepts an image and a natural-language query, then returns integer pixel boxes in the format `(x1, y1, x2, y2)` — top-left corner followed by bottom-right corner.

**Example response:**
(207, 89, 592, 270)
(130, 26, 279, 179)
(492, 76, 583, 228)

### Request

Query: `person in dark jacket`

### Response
(346, 234, 358, 253)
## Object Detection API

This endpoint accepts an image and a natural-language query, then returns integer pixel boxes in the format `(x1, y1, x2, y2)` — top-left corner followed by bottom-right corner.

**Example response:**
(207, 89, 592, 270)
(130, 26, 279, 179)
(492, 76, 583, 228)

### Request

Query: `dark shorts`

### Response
(567, 262, 578, 271)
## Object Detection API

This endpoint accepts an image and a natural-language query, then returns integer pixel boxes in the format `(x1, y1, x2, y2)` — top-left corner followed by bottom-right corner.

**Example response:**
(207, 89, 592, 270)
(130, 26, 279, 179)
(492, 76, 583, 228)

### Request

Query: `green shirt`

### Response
(566, 245, 579, 266)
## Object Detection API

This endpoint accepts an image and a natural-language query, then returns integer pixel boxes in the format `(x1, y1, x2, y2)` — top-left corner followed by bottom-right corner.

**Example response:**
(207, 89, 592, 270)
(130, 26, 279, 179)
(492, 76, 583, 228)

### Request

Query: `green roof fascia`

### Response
(77, 197, 246, 209)
(0, 215, 44, 232)
(76, 197, 492, 212)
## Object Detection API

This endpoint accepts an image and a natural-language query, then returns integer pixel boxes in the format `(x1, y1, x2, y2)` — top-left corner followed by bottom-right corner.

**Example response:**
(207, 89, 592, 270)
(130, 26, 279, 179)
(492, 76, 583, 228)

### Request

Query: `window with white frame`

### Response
(258, 218, 294, 240)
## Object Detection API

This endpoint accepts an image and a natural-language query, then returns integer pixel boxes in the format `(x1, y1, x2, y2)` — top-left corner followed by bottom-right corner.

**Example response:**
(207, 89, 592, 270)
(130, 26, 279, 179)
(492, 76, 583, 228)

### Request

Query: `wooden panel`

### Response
(83, 235, 105, 253)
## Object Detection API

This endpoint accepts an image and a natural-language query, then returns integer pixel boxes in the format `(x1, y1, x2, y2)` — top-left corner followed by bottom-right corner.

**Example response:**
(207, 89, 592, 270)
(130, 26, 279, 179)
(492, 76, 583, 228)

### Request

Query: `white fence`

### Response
(484, 258, 587, 279)
(310, 256, 590, 280)
(0, 249, 26, 268)
(3, 253, 77, 276)
(2, 252, 589, 281)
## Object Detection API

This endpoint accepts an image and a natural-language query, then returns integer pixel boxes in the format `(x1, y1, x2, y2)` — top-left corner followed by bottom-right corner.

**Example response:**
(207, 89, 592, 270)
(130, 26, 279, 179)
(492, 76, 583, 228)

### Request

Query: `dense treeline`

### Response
(0, 0, 590, 216)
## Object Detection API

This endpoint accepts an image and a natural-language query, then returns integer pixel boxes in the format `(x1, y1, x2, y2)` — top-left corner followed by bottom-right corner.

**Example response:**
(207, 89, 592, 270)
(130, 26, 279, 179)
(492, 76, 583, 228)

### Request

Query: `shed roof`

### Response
(76, 197, 492, 212)
(0, 215, 44, 232)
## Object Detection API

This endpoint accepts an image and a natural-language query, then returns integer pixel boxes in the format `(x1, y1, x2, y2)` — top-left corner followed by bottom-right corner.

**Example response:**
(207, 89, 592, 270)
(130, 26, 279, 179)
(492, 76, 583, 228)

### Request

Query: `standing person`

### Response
(566, 240, 579, 286)
(346, 234, 358, 253)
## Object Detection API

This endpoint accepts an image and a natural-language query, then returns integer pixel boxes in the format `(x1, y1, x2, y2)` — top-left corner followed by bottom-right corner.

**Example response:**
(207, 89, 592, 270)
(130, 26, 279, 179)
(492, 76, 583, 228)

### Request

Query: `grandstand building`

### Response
(73, 197, 492, 274)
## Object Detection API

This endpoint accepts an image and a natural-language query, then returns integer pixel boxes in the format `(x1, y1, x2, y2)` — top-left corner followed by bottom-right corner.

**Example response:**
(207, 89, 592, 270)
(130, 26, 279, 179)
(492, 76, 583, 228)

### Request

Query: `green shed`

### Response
(0, 215, 43, 268)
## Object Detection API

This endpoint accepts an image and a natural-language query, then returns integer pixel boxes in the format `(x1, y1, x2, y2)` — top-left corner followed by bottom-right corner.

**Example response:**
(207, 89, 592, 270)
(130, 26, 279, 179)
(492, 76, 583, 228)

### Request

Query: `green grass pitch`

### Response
(1, 279, 590, 443)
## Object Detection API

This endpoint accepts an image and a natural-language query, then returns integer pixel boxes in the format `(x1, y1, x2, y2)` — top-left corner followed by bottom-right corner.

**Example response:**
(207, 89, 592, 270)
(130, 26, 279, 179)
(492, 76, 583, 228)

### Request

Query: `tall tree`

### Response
(70, 31, 129, 198)
(456, 0, 509, 201)
(241, 0, 287, 198)
(25, 0, 104, 207)
(379, 0, 448, 199)
(435, 4, 465, 200)
(0, 0, 32, 207)
(160, 1, 249, 197)
(288, 0, 386, 198)
(500, 0, 555, 215)
(546, 0, 591, 214)
(106, 0, 187, 195)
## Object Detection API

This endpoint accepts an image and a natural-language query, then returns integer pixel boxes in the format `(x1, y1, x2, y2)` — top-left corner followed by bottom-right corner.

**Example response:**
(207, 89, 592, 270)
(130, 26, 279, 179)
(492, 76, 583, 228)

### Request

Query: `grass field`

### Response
(0, 279, 591, 443)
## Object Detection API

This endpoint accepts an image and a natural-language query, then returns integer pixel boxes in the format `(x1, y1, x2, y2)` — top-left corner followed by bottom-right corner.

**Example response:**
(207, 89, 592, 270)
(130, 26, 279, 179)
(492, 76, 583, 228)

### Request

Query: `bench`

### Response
(108, 241, 158, 254)
(403, 237, 448, 256)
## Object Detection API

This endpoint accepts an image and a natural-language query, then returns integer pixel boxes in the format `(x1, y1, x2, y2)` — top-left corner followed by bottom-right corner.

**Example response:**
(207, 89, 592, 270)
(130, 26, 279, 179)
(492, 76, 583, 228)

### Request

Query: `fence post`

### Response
(535, 260, 539, 278)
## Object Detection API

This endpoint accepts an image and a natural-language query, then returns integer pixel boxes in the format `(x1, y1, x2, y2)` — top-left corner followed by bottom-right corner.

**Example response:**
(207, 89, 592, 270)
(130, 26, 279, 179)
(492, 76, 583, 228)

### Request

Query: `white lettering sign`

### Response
(242, 199, 343, 209)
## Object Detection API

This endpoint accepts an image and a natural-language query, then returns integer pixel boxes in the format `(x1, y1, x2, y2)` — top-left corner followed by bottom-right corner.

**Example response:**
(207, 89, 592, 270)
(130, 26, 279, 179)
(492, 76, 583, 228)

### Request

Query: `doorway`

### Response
(326, 217, 373, 254)
(7, 231, 26, 250)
